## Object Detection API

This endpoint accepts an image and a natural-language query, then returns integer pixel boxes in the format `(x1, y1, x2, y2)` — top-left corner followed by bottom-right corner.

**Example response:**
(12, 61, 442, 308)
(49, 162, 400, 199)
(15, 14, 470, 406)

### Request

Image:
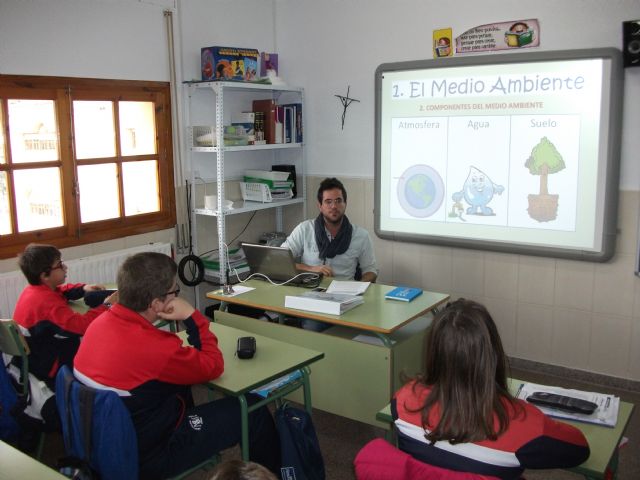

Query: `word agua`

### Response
(396, 74, 585, 99)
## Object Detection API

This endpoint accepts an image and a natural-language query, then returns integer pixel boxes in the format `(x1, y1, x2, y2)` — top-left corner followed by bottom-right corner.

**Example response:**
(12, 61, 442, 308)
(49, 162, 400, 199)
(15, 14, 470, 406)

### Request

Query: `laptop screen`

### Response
(240, 243, 321, 286)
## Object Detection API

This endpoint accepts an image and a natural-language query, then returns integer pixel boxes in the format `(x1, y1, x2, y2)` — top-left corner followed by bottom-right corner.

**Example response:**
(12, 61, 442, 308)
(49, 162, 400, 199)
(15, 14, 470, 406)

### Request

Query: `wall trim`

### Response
(509, 356, 640, 394)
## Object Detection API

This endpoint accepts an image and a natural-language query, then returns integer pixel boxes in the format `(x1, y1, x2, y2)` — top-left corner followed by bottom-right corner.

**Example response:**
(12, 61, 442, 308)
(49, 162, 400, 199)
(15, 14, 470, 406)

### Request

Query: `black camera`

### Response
(236, 336, 256, 359)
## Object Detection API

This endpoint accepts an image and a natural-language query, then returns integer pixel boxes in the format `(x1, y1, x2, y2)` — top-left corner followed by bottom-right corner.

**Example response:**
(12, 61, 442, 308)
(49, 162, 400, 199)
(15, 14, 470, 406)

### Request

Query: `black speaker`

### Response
(272, 164, 297, 197)
(623, 20, 640, 68)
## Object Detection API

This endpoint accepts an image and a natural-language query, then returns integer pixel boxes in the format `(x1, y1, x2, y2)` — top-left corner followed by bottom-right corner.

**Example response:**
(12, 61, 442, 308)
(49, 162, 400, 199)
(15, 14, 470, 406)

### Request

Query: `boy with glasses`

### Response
(13, 243, 117, 389)
(10, 243, 117, 445)
(74, 252, 281, 478)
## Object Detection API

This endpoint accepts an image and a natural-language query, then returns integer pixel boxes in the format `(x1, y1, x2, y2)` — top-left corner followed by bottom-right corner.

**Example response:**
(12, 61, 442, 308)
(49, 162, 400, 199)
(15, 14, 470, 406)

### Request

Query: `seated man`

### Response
(13, 243, 117, 389)
(73, 252, 281, 479)
(281, 177, 378, 330)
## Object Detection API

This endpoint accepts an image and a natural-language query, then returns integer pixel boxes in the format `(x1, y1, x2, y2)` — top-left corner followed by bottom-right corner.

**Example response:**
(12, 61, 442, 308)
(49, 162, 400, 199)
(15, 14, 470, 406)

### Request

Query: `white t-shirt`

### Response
(281, 219, 378, 280)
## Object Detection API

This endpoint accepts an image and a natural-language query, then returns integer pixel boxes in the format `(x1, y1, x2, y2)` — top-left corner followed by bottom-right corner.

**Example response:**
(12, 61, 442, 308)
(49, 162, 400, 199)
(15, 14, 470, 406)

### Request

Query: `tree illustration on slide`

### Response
(525, 136, 565, 222)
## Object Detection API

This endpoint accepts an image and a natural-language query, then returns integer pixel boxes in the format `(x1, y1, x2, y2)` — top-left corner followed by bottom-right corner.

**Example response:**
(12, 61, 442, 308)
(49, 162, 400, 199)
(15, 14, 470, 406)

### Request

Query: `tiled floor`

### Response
(38, 365, 638, 480)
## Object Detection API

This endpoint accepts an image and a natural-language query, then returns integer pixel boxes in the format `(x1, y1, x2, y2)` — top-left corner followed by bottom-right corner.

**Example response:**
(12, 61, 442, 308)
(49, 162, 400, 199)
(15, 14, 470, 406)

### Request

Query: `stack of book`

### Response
(243, 169, 294, 200)
(252, 99, 302, 145)
(284, 291, 364, 315)
(201, 247, 250, 284)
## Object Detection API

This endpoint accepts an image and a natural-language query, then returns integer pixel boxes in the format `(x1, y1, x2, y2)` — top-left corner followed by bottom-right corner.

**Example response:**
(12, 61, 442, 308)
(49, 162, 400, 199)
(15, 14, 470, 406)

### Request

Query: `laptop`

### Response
(240, 243, 322, 287)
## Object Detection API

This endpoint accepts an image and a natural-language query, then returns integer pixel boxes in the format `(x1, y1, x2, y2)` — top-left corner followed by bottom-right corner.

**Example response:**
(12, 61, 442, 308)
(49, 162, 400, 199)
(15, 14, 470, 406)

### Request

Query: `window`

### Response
(0, 75, 176, 258)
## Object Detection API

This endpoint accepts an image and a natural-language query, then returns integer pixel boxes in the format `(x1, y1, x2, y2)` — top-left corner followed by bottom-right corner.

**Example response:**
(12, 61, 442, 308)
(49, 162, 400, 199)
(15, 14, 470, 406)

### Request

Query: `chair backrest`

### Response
(354, 438, 500, 480)
(0, 319, 30, 396)
(0, 319, 29, 357)
(55, 365, 138, 480)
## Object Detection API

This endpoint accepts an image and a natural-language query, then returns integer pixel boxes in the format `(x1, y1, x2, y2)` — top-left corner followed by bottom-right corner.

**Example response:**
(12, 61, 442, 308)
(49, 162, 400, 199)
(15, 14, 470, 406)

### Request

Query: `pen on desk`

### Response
(515, 383, 524, 398)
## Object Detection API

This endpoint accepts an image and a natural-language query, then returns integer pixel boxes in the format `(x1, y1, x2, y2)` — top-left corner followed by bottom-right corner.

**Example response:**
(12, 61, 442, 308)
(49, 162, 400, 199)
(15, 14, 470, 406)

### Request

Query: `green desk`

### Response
(0, 440, 67, 480)
(178, 323, 324, 460)
(376, 378, 635, 480)
(207, 280, 449, 426)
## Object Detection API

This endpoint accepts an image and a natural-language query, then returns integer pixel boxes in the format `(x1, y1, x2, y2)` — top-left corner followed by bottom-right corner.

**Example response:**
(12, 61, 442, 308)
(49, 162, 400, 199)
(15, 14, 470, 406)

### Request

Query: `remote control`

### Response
(526, 391, 598, 415)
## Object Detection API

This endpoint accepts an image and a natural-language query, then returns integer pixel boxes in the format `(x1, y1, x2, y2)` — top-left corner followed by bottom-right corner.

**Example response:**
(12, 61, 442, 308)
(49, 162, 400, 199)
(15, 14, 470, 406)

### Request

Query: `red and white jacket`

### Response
(13, 283, 108, 383)
(73, 304, 223, 467)
(392, 381, 590, 480)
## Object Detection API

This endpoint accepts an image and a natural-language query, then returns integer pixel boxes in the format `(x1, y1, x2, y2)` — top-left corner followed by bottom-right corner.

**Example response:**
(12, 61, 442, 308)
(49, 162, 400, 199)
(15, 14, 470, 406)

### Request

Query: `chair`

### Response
(55, 365, 138, 480)
(354, 438, 500, 480)
(0, 318, 46, 459)
(55, 365, 218, 480)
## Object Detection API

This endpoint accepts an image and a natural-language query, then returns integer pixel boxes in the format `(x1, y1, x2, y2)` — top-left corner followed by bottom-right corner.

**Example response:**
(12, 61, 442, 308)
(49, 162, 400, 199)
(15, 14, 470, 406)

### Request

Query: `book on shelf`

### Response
(284, 291, 364, 315)
(272, 164, 297, 198)
(243, 176, 293, 189)
(515, 381, 620, 427)
(384, 286, 423, 302)
(280, 103, 303, 143)
(244, 169, 290, 181)
(252, 99, 277, 144)
(284, 105, 293, 143)
(326, 280, 370, 295)
(254, 111, 266, 143)
(243, 169, 293, 191)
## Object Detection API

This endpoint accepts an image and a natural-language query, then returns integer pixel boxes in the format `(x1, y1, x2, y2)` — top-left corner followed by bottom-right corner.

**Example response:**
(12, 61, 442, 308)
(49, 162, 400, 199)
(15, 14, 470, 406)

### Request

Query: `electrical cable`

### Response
(178, 179, 205, 286)
(198, 210, 258, 258)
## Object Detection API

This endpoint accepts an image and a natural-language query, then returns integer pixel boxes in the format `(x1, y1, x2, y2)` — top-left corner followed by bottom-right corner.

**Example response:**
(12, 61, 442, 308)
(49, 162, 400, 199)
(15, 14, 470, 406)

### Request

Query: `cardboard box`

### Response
(201, 46, 259, 81)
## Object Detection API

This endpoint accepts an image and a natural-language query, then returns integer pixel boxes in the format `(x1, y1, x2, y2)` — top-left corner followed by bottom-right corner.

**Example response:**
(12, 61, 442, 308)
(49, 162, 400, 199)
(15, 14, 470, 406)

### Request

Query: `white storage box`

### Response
(189, 126, 217, 147)
(240, 182, 272, 202)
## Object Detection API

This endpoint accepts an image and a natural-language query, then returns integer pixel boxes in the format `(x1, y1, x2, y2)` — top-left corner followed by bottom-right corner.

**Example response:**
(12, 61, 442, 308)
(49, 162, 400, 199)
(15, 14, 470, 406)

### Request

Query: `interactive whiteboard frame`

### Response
(374, 48, 623, 262)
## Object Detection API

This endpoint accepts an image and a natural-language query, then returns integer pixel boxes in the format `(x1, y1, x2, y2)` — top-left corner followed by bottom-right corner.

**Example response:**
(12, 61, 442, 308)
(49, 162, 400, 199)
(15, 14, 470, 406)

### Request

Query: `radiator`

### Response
(0, 242, 172, 318)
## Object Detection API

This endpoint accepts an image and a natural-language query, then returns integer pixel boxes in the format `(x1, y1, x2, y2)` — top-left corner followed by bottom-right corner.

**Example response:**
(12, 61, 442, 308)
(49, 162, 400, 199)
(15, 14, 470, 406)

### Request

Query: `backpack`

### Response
(275, 403, 325, 480)
(56, 365, 138, 480)
(0, 361, 21, 441)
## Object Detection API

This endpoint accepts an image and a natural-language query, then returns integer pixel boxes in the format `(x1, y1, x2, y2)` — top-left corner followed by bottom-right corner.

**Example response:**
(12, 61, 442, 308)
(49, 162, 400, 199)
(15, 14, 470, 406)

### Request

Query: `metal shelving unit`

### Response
(185, 81, 306, 285)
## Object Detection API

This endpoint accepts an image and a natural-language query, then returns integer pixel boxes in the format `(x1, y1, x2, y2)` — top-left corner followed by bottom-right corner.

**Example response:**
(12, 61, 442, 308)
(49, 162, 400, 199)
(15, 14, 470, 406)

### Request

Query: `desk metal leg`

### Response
(239, 394, 250, 461)
(374, 333, 393, 348)
(301, 366, 312, 415)
(219, 301, 229, 313)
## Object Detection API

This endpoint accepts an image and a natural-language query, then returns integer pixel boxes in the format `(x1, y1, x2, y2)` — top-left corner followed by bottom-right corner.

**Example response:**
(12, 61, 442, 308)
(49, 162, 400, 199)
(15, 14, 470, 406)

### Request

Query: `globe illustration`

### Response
(397, 165, 444, 218)
(405, 174, 436, 209)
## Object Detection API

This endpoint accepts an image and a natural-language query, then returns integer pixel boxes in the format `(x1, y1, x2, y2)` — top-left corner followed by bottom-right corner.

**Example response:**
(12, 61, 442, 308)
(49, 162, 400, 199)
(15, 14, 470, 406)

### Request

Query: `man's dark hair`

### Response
(117, 252, 177, 312)
(18, 243, 61, 285)
(316, 177, 347, 204)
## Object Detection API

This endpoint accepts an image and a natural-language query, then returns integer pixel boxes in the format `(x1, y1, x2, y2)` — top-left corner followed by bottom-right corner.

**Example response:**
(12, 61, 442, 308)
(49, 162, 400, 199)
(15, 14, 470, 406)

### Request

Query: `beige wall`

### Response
(306, 175, 640, 383)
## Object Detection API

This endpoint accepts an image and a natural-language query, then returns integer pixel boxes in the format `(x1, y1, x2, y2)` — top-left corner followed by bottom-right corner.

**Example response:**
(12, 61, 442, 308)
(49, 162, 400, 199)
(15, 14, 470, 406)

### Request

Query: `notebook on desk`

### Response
(240, 243, 322, 287)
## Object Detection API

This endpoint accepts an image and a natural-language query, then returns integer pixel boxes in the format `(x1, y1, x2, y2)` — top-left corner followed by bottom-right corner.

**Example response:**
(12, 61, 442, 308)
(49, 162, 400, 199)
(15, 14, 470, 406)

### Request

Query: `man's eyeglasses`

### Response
(322, 198, 344, 207)
(163, 287, 180, 297)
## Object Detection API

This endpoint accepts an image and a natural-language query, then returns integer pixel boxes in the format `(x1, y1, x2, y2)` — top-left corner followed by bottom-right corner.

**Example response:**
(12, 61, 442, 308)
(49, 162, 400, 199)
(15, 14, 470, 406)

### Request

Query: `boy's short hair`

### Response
(210, 459, 277, 480)
(117, 252, 177, 312)
(18, 243, 61, 285)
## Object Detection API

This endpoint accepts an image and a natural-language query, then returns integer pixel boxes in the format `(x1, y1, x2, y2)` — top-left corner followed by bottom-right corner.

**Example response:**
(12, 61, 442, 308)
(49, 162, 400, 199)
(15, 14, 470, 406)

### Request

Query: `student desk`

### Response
(375, 378, 635, 480)
(178, 322, 323, 460)
(207, 280, 449, 426)
(0, 440, 67, 480)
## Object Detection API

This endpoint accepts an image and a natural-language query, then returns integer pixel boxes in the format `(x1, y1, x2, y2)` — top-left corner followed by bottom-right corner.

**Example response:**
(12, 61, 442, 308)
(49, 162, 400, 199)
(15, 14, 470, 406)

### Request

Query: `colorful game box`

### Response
(201, 46, 259, 81)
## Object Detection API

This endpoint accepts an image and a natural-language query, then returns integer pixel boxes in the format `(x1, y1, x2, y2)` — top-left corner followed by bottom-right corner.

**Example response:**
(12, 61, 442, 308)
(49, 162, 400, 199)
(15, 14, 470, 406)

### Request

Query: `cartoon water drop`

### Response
(451, 166, 504, 216)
